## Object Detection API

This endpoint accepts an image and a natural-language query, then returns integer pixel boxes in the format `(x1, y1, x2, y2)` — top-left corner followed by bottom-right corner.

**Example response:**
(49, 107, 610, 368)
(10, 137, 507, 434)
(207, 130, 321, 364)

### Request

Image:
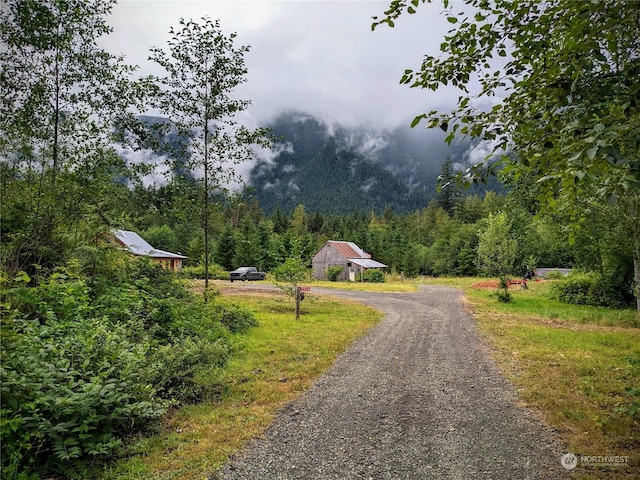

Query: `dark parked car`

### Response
(229, 266, 266, 282)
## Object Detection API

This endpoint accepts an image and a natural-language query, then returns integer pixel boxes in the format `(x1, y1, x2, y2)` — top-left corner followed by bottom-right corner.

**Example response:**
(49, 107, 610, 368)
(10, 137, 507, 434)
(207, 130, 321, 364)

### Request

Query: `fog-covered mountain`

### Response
(248, 111, 479, 214)
(118, 111, 498, 214)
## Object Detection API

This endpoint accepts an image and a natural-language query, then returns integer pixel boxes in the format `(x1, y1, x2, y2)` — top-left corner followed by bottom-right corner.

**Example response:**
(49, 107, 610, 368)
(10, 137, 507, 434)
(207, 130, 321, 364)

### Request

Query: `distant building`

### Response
(312, 240, 387, 281)
(534, 267, 573, 278)
(103, 230, 186, 272)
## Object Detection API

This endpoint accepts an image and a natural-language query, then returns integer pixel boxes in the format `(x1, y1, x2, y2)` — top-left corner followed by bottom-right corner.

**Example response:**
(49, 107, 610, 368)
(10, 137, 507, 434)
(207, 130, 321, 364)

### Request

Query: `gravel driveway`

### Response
(218, 285, 569, 479)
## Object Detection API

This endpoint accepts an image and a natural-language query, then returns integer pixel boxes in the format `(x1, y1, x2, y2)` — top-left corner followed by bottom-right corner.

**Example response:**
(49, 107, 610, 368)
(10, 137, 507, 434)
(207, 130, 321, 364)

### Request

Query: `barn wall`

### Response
(312, 244, 349, 280)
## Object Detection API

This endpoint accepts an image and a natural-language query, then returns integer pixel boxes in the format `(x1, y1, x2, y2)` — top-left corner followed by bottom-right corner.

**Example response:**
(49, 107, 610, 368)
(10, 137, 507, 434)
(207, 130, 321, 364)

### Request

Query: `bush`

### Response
(0, 258, 253, 478)
(1, 313, 163, 478)
(494, 276, 512, 303)
(549, 271, 624, 308)
(213, 303, 258, 333)
(180, 263, 228, 280)
(326, 265, 344, 282)
(145, 336, 231, 403)
(363, 269, 385, 283)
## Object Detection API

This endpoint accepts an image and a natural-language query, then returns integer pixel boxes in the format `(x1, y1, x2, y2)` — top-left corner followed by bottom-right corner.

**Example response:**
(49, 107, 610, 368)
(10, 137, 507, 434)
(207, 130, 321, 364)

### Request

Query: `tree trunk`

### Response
(203, 89, 210, 304)
(634, 236, 640, 318)
(295, 287, 301, 320)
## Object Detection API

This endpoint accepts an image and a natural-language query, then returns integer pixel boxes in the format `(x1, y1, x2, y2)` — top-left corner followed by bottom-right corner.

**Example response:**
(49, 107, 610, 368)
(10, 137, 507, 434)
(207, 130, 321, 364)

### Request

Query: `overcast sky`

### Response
(105, 0, 463, 131)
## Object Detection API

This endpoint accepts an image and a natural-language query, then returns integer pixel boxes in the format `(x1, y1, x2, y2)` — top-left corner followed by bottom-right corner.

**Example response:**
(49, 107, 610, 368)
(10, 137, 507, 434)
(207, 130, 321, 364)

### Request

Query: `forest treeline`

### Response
(127, 180, 636, 309)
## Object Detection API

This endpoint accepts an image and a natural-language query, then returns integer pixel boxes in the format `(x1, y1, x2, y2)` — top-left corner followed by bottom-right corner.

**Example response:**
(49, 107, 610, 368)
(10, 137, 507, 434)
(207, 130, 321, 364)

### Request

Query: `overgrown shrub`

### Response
(326, 265, 344, 282)
(179, 262, 228, 280)
(214, 303, 258, 333)
(363, 269, 385, 283)
(0, 256, 256, 478)
(549, 271, 625, 308)
(144, 336, 231, 403)
(1, 313, 163, 478)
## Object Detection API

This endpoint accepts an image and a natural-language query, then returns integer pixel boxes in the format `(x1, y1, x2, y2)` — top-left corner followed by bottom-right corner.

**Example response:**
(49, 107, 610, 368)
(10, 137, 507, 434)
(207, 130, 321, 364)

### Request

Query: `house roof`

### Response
(319, 241, 387, 268)
(113, 230, 187, 259)
(349, 258, 388, 268)
(328, 241, 371, 259)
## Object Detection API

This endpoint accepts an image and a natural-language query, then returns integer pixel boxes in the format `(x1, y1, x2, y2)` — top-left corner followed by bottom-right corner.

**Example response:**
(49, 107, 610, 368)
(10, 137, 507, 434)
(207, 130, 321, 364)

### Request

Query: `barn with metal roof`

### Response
(312, 240, 387, 281)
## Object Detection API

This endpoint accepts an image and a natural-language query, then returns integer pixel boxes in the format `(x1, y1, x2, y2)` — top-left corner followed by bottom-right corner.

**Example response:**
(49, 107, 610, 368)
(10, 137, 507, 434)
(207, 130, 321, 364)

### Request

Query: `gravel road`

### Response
(218, 285, 569, 480)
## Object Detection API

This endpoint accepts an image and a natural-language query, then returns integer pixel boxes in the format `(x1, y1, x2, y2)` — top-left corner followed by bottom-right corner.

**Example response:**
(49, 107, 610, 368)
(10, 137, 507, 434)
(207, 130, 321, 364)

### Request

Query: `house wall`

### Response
(313, 244, 345, 280)
(152, 258, 183, 272)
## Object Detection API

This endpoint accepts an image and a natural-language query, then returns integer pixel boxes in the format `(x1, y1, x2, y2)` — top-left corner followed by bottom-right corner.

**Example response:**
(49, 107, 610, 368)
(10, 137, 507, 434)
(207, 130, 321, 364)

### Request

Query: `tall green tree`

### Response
(436, 158, 461, 215)
(148, 17, 269, 301)
(476, 212, 517, 277)
(0, 0, 139, 275)
(374, 0, 640, 313)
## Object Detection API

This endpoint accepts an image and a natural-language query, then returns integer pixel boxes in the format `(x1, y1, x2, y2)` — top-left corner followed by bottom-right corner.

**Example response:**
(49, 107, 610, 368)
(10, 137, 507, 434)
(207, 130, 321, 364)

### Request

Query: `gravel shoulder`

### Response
(218, 285, 569, 479)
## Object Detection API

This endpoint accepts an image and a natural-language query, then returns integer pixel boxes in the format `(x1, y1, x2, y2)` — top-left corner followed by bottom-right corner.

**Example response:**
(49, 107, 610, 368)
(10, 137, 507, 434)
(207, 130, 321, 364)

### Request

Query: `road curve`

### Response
(218, 285, 568, 480)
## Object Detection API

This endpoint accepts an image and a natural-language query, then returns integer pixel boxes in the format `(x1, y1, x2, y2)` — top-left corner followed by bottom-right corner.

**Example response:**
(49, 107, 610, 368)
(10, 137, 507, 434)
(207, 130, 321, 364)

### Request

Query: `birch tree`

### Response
(148, 17, 269, 301)
(0, 0, 140, 274)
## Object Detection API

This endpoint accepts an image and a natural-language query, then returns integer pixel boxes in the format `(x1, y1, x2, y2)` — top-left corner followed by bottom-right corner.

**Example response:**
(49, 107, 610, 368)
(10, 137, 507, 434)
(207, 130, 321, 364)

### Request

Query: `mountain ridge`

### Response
(247, 111, 478, 214)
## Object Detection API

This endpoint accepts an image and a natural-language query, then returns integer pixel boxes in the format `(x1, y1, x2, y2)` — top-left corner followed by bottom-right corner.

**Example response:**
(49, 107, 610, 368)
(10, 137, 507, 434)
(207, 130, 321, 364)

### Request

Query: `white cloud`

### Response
(114, 144, 170, 187)
(104, 0, 461, 130)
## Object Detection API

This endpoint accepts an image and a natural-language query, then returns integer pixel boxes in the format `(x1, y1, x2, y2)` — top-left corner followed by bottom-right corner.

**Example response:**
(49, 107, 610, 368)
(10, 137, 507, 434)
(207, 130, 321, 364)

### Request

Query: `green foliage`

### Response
(363, 269, 386, 283)
(549, 271, 626, 308)
(142, 225, 178, 253)
(477, 212, 517, 277)
(145, 336, 230, 403)
(373, 0, 640, 313)
(180, 262, 228, 280)
(0, 0, 141, 277)
(272, 255, 311, 320)
(494, 276, 513, 303)
(1, 300, 162, 477)
(326, 265, 344, 281)
(146, 17, 271, 297)
(0, 255, 256, 478)
(214, 303, 258, 334)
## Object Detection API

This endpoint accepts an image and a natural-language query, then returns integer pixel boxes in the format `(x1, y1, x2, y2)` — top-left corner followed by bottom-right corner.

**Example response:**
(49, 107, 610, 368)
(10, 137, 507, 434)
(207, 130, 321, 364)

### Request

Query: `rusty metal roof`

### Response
(328, 241, 372, 259)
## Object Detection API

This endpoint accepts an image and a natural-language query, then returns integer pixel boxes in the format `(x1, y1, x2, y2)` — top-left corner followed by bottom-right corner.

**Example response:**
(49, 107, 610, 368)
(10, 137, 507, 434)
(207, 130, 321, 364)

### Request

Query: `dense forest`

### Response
(1, 0, 638, 477)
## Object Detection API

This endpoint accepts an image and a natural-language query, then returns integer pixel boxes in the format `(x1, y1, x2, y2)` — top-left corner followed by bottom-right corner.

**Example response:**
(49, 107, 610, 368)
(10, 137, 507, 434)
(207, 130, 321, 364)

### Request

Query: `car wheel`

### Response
(242, 275, 247, 281)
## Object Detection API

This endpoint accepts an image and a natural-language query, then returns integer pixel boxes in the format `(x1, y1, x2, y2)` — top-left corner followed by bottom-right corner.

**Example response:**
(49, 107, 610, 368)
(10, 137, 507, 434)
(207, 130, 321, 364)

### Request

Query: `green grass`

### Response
(99, 290, 382, 480)
(312, 279, 418, 293)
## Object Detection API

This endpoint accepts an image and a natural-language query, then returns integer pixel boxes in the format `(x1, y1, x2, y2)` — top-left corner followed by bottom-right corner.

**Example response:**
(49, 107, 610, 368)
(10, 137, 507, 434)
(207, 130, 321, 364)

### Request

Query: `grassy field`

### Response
(427, 277, 640, 479)
(99, 289, 382, 479)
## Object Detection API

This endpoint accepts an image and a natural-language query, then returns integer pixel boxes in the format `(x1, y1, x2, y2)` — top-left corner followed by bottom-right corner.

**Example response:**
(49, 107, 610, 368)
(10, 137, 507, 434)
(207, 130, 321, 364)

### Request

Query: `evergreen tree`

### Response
(216, 224, 236, 270)
(436, 158, 461, 215)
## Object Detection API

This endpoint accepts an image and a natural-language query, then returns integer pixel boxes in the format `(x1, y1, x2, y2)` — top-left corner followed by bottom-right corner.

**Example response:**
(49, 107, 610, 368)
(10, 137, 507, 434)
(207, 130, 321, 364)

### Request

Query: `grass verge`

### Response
(311, 279, 418, 293)
(99, 289, 382, 480)
(427, 277, 640, 479)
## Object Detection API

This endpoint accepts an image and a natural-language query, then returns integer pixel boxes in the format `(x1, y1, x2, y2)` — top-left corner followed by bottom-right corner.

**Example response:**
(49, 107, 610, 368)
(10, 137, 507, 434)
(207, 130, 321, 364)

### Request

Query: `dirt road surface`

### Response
(218, 285, 569, 479)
